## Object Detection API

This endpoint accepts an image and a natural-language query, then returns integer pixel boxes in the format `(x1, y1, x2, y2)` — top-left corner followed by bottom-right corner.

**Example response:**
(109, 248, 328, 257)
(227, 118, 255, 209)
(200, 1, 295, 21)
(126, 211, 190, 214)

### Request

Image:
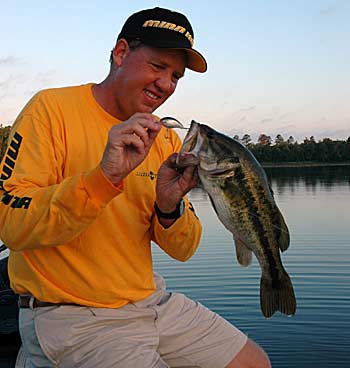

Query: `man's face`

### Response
(114, 45, 187, 119)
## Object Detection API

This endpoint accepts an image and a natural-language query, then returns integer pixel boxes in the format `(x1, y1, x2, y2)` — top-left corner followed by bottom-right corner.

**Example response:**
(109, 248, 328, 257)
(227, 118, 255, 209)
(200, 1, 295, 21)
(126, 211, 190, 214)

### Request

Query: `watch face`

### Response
(179, 198, 185, 216)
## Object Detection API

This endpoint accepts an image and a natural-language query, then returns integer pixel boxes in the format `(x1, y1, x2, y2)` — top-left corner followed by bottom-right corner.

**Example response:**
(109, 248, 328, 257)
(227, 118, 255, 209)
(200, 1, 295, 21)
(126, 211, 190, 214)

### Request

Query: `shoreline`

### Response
(261, 162, 350, 168)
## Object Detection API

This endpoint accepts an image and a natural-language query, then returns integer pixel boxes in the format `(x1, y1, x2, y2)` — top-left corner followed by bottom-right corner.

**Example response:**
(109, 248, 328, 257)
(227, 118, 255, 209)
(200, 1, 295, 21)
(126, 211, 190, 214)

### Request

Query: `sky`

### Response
(1, 0, 349, 142)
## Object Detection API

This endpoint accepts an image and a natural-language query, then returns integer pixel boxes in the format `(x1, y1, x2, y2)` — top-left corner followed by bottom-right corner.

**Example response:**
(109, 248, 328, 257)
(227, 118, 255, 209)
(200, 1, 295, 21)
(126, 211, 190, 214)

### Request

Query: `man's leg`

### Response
(226, 339, 271, 368)
(156, 292, 270, 368)
(19, 306, 56, 367)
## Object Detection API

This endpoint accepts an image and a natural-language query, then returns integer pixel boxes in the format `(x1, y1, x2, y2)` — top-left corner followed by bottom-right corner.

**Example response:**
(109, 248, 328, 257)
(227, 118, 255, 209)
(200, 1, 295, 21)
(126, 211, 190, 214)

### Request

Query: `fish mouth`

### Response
(176, 121, 201, 167)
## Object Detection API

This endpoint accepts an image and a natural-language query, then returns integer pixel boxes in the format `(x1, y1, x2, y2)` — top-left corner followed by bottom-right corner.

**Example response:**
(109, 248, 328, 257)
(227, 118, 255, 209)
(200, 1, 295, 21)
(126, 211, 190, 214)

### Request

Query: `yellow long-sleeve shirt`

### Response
(0, 83, 202, 308)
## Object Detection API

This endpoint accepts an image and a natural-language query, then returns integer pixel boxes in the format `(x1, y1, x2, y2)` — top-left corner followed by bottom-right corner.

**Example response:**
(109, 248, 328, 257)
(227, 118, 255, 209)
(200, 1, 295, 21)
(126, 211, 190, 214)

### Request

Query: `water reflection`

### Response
(265, 165, 350, 196)
(189, 165, 350, 201)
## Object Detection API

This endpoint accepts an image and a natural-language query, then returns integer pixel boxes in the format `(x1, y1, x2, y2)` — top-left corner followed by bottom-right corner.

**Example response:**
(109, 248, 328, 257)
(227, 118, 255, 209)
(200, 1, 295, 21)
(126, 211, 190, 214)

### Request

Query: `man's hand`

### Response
(101, 113, 161, 185)
(155, 153, 198, 214)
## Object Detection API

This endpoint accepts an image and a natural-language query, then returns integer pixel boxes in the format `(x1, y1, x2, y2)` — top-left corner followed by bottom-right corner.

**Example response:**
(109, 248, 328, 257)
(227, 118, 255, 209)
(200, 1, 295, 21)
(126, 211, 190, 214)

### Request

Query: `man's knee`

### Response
(226, 338, 271, 368)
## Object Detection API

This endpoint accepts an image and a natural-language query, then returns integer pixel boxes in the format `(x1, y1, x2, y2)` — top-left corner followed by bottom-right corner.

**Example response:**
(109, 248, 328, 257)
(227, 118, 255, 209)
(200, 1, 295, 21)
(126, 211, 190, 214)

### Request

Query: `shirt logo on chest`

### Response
(135, 170, 157, 181)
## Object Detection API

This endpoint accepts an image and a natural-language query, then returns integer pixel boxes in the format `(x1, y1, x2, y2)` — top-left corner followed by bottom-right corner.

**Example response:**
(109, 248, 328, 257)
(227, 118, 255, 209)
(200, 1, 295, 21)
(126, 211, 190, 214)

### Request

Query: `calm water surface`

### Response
(152, 165, 350, 368)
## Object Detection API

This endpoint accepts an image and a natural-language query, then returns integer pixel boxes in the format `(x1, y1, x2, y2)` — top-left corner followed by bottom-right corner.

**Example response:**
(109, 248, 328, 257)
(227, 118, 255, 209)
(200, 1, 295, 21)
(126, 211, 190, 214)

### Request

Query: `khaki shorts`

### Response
(19, 274, 247, 367)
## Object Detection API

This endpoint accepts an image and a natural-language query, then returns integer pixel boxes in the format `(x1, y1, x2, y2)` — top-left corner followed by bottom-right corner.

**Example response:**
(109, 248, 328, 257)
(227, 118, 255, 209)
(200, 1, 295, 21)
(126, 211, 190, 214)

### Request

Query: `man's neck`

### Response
(92, 80, 123, 120)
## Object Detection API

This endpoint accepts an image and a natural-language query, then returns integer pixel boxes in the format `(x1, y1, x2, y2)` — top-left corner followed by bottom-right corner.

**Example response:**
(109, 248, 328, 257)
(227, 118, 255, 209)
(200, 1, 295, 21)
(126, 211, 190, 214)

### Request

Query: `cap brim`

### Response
(183, 48, 207, 73)
(164, 47, 207, 73)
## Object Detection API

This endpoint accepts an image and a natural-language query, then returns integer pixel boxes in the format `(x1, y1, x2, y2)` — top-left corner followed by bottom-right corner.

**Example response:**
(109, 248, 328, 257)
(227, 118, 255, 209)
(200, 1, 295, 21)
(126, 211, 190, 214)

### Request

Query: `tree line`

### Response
(234, 133, 350, 164)
(1, 125, 349, 164)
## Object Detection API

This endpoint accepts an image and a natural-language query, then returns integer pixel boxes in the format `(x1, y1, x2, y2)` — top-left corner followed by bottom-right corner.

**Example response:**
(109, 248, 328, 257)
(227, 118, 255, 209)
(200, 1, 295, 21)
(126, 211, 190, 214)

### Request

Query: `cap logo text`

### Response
(142, 20, 194, 47)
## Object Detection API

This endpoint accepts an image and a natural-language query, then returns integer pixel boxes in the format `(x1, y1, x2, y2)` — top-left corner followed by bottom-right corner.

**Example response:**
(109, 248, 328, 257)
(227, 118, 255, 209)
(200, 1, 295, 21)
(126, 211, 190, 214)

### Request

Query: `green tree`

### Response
(242, 134, 252, 146)
(258, 134, 272, 146)
(302, 136, 317, 161)
(275, 134, 285, 146)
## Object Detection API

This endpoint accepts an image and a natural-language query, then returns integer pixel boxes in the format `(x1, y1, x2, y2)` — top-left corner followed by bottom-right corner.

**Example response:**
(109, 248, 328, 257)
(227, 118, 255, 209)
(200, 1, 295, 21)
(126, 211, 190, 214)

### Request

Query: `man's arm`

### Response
(0, 113, 122, 250)
(151, 147, 202, 261)
(0, 94, 161, 251)
(152, 195, 202, 261)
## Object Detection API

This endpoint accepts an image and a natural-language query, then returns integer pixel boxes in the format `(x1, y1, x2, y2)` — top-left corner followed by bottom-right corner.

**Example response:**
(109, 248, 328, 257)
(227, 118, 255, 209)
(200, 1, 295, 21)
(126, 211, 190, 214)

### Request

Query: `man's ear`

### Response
(111, 39, 129, 67)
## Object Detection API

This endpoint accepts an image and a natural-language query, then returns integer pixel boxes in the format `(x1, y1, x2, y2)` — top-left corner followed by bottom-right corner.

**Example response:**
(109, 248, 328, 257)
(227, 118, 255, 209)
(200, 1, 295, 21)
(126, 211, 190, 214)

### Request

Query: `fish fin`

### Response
(276, 208, 290, 252)
(260, 273, 297, 318)
(234, 237, 252, 267)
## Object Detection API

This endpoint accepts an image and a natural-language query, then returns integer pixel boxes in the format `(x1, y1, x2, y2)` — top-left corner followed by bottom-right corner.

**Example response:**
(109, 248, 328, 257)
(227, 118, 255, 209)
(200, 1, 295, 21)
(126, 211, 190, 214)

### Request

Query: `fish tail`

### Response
(260, 273, 297, 318)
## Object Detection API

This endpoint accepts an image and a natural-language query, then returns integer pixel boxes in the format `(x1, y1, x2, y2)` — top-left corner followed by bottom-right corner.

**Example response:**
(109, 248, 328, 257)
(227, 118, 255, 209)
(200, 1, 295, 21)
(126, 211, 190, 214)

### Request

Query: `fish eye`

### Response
(232, 156, 240, 163)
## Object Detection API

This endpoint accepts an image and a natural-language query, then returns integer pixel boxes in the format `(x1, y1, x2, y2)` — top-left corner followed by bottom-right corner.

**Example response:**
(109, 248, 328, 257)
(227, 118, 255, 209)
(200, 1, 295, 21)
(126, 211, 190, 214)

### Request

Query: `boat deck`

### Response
(0, 332, 21, 367)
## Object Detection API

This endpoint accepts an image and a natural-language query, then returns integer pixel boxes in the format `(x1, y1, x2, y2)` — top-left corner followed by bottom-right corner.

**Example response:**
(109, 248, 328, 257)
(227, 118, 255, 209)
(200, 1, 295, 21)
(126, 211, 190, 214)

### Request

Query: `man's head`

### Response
(116, 7, 207, 73)
(104, 7, 206, 120)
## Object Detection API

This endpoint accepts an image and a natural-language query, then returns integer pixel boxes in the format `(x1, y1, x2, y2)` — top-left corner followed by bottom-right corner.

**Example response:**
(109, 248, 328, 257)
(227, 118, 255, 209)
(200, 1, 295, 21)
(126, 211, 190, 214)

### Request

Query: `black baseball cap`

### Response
(117, 7, 207, 73)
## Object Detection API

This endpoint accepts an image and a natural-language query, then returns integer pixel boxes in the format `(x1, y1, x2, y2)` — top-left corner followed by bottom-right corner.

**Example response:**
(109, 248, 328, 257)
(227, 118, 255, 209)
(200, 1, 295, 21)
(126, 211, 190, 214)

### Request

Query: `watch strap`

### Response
(154, 199, 184, 219)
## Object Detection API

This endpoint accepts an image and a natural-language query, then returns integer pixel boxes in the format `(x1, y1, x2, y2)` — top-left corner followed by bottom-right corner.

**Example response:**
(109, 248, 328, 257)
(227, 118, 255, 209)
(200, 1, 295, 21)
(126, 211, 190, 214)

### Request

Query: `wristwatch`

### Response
(154, 198, 185, 220)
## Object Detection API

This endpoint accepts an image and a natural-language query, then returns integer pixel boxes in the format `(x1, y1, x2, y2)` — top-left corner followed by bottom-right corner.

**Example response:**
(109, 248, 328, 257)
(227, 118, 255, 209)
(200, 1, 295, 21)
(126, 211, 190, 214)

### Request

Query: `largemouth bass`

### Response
(177, 121, 296, 318)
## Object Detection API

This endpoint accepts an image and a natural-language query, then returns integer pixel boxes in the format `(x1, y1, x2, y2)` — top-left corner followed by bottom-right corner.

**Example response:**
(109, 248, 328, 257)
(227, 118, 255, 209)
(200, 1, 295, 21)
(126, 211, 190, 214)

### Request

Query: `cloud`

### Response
(0, 77, 12, 89)
(278, 112, 291, 120)
(0, 74, 28, 97)
(0, 56, 29, 100)
(317, 128, 350, 139)
(261, 118, 273, 124)
(35, 70, 56, 86)
(279, 123, 296, 131)
(0, 56, 26, 67)
(0, 69, 56, 102)
(318, 5, 337, 16)
(235, 106, 256, 113)
(0, 72, 28, 88)
(0, 62, 56, 123)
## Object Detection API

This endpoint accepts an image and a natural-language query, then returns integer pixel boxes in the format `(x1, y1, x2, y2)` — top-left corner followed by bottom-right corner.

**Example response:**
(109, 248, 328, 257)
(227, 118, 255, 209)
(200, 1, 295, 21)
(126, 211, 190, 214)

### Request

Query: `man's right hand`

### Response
(100, 113, 161, 185)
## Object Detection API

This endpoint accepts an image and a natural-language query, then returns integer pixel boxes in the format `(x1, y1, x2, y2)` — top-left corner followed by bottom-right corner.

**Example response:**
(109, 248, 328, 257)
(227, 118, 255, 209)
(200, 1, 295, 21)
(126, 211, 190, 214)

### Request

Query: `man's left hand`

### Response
(155, 153, 198, 214)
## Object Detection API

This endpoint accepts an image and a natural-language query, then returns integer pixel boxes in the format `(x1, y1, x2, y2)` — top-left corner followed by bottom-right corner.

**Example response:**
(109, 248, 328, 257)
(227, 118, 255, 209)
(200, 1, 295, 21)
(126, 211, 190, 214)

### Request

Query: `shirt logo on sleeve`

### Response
(0, 131, 32, 209)
(0, 131, 22, 189)
(1, 191, 32, 209)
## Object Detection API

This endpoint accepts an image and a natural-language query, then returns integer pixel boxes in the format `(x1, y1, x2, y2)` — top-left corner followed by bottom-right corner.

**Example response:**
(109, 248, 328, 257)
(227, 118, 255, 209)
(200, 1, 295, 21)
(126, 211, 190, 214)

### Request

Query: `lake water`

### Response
(152, 165, 350, 368)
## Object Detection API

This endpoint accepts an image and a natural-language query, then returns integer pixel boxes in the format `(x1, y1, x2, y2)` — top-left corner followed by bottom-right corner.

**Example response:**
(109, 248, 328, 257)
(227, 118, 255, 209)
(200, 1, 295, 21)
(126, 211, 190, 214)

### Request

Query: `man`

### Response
(0, 7, 270, 368)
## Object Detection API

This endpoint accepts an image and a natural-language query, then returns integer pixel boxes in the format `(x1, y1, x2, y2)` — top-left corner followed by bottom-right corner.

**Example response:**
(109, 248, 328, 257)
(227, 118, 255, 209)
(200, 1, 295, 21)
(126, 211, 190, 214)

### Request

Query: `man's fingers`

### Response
(120, 134, 146, 154)
(129, 114, 161, 133)
(163, 153, 179, 168)
(130, 125, 150, 148)
(182, 165, 199, 187)
(148, 125, 161, 142)
(122, 116, 161, 150)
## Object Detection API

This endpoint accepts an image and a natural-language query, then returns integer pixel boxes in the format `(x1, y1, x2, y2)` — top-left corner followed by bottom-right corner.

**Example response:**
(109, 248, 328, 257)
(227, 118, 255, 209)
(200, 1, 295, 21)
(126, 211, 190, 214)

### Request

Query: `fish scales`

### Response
(177, 120, 296, 318)
(223, 163, 281, 285)
(229, 161, 294, 317)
